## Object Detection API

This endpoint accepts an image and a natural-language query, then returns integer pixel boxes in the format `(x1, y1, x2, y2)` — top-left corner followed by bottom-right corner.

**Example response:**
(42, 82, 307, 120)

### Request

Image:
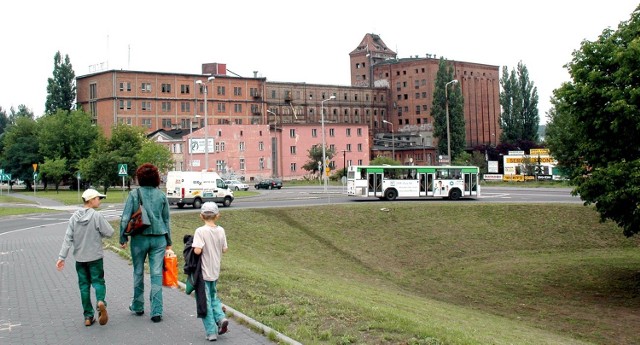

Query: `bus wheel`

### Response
(193, 198, 203, 209)
(449, 189, 462, 200)
(222, 197, 232, 207)
(177, 203, 185, 209)
(384, 189, 398, 201)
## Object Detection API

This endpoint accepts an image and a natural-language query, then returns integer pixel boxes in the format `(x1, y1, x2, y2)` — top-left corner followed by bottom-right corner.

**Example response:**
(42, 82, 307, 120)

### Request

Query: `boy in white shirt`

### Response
(192, 202, 229, 341)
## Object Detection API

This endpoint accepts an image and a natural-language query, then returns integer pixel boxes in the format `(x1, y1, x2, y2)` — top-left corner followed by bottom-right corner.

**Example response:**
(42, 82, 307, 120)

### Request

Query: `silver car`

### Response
(224, 179, 249, 191)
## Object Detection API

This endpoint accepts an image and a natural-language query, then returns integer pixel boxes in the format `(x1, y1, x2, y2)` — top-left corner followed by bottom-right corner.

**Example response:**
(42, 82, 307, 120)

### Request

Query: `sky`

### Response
(2, 1, 638, 124)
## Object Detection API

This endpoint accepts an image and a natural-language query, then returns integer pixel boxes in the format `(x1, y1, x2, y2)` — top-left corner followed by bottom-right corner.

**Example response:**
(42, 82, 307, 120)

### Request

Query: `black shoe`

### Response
(151, 315, 162, 323)
(129, 305, 144, 316)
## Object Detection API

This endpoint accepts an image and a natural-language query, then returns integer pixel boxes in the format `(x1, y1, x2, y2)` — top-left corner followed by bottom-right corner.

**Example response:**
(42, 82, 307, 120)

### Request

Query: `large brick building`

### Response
(76, 33, 501, 179)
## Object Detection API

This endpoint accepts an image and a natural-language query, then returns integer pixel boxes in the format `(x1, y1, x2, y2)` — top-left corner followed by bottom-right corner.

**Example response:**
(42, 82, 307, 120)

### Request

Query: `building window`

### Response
(162, 118, 172, 128)
(218, 103, 226, 112)
(141, 83, 151, 92)
(217, 86, 225, 96)
(233, 87, 242, 96)
(346, 144, 352, 151)
(289, 129, 296, 137)
(329, 144, 335, 151)
(118, 117, 132, 125)
(258, 141, 264, 151)
(290, 146, 296, 154)
(234, 104, 242, 113)
(181, 102, 191, 112)
(162, 83, 171, 93)
(240, 158, 245, 171)
(141, 101, 151, 111)
(259, 157, 264, 170)
(161, 102, 171, 112)
(329, 128, 335, 137)
(180, 84, 190, 94)
(239, 142, 245, 152)
(290, 163, 297, 172)
(119, 82, 132, 92)
(346, 128, 351, 136)
(312, 128, 317, 137)
(141, 118, 151, 128)
(358, 159, 363, 165)
(216, 160, 225, 172)
(119, 100, 132, 110)
(358, 143, 363, 152)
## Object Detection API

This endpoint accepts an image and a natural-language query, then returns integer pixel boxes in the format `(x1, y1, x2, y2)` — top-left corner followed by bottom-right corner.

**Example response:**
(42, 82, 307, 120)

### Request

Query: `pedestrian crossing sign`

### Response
(118, 164, 128, 176)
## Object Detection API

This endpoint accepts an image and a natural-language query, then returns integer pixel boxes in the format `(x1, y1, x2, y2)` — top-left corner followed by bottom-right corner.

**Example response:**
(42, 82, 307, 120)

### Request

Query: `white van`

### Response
(165, 171, 234, 208)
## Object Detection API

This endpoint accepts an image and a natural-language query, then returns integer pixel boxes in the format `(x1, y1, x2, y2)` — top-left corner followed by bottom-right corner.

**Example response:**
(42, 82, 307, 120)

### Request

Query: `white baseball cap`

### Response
(82, 189, 106, 201)
(200, 202, 219, 215)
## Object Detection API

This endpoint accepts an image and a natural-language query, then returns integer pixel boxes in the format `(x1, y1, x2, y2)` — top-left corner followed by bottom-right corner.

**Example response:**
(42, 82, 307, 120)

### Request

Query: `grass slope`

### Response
(109, 203, 640, 344)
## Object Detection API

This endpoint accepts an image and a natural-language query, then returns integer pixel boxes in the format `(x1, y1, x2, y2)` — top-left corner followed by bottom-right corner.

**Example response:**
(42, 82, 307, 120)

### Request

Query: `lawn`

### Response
(107, 203, 640, 344)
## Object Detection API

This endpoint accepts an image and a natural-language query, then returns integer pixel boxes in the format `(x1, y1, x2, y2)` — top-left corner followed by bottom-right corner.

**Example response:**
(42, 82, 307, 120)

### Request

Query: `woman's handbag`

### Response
(163, 249, 179, 288)
(124, 189, 151, 236)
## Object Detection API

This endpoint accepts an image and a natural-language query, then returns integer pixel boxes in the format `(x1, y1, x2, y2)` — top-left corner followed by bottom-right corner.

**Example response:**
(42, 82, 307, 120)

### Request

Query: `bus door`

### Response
(426, 173, 435, 197)
(419, 173, 428, 197)
(464, 172, 478, 196)
(367, 172, 383, 197)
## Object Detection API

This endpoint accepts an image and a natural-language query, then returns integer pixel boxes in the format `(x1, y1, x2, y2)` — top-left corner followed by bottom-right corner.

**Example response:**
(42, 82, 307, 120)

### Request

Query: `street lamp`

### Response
(382, 120, 394, 160)
(419, 134, 427, 165)
(320, 95, 335, 192)
(189, 114, 202, 171)
(445, 79, 459, 164)
(196, 76, 215, 171)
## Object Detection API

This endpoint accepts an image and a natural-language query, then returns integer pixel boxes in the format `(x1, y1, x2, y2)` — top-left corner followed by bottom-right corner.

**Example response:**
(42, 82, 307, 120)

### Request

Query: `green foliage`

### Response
(370, 156, 401, 165)
(499, 61, 540, 144)
(546, 6, 640, 236)
(431, 58, 465, 161)
(0, 106, 9, 135)
(9, 104, 34, 123)
(40, 157, 68, 192)
(135, 140, 174, 175)
(0, 117, 41, 189)
(302, 143, 335, 175)
(45, 51, 76, 115)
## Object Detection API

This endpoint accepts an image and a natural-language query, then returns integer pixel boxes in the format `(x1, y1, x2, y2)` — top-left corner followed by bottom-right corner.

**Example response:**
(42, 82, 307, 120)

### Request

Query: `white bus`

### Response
(346, 165, 480, 201)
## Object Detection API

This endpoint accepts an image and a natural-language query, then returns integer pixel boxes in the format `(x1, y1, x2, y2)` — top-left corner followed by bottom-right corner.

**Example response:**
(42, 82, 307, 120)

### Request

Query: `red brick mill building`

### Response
(76, 33, 500, 180)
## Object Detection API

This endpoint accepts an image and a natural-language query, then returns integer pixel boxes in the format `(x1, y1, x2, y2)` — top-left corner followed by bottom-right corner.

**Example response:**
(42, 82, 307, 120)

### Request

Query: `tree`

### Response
(135, 140, 174, 175)
(0, 117, 41, 190)
(302, 144, 335, 178)
(40, 157, 68, 192)
(370, 156, 400, 165)
(546, 6, 640, 237)
(499, 61, 540, 144)
(0, 106, 8, 135)
(9, 104, 34, 123)
(431, 58, 465, 161)
(45, 51, 76, 115)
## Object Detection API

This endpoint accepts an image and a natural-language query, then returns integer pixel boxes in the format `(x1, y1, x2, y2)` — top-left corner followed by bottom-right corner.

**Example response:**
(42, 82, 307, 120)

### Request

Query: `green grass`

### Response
(107, 203, 640, 344)
(0, 207, 61, 217)
(0, 194, 36, 204)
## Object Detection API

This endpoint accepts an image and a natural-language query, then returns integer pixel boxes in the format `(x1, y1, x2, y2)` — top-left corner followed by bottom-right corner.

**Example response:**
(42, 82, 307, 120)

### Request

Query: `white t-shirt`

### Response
(192, 224, 228, 281)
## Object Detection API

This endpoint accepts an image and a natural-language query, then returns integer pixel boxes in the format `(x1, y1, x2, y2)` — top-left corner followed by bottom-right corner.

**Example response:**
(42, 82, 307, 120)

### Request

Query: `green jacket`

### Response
(119, 186, 172, 246)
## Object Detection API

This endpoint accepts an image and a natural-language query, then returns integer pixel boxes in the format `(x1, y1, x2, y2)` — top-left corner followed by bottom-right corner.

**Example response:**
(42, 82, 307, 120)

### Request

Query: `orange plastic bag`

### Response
(163, 249, 179, 288)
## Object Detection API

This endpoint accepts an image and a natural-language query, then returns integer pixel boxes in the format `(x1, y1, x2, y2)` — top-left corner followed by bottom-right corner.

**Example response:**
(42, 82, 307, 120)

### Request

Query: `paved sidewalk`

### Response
(0, 199, 279, 344)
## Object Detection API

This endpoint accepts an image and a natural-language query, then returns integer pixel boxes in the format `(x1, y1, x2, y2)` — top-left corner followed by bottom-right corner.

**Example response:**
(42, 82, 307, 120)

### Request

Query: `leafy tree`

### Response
(431, 58, 465, 161)
(0, 106, 8, 135)
(40, 157, 68, 192)
(45, 51, 76, 115)
(370, 156, 400, 165)
(302, 144, 335, 177)
(0, 117, 41, 190)
(499, 61, 540, 144)
(78, 136, 118, 193)
(38, 109, 99, 180)
(135, 140, 174, 175)
(546, 6, 640, 237)
(9, 105, 34, 123)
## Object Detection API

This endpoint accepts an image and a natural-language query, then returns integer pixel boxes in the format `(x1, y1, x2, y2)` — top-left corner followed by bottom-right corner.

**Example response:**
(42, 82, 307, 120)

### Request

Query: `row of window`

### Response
(287, 127, 363, 138)
(118, 82, 254, 97)
(268, 90, 385, 103)
(290, 143, 363, 154)
(118, 100, 239, 113)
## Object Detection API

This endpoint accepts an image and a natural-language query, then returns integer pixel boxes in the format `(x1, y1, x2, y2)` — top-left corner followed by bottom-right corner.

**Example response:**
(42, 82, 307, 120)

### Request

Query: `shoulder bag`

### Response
(124, 189, 151, 236)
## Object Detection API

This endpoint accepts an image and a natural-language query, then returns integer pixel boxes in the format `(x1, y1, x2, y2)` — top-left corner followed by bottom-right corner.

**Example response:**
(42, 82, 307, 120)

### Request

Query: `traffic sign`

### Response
(33, 172, 38, 180)
(32, 163, 38, 172)
(118, 164, 128, 176)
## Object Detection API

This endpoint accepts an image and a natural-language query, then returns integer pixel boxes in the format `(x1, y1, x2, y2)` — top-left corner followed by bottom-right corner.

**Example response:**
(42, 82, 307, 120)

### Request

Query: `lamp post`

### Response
(189, 114, 202, 171)
(267, 110, 280, 178)
(419, 134, 427, 165)
(320, 95, 335, 192)
(196, 76, 215, 171)
(382, 120, 394, 160)
(445, 79, 458, 164)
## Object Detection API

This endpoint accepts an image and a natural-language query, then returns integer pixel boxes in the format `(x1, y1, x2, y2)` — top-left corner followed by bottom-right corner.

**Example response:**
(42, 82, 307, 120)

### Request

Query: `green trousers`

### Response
(75, 258, 106, 318)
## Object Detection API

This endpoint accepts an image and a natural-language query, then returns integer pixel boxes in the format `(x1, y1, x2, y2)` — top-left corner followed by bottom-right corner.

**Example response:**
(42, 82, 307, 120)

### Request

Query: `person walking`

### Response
(56, 189, 114, 327)
(119, 163, 172, 323)
(190, 202, 229, 341)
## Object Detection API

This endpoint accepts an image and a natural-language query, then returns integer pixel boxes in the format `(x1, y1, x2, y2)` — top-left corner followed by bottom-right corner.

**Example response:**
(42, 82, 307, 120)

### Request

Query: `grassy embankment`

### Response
(106, 202, 640, 345)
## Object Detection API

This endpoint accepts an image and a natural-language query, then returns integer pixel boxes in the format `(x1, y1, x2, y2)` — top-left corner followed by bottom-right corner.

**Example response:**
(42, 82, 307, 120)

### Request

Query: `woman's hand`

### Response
(120, 242, 127, 249)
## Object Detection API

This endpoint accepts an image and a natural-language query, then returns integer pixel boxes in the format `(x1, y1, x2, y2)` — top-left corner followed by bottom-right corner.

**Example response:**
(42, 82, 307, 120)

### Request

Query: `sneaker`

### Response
(129, 305, 144, 316)
(84, 317, 95, 326)
(97, 301, 108, 325)
(151, 315, 162, 323)
(217, 318, 229, 335)
(206, 333, 217, 341)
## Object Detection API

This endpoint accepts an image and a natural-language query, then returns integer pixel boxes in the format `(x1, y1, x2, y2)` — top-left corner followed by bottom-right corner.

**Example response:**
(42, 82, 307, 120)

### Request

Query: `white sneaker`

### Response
(206, 333, 217, 341)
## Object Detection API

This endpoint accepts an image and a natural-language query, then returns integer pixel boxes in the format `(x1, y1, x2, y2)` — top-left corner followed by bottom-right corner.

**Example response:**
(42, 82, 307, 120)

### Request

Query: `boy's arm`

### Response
(56, 221, 74, 270)
(97, 213, 115, 238)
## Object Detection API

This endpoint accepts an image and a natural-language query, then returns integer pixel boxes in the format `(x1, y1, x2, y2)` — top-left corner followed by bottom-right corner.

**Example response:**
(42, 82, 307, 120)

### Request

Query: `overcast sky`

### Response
(2, 1, 638, 123)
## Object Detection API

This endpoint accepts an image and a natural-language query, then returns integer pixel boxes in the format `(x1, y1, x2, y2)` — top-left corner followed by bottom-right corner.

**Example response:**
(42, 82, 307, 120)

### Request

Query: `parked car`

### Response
(224, 179, 249, 191)
(255, 178, 283, 190)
